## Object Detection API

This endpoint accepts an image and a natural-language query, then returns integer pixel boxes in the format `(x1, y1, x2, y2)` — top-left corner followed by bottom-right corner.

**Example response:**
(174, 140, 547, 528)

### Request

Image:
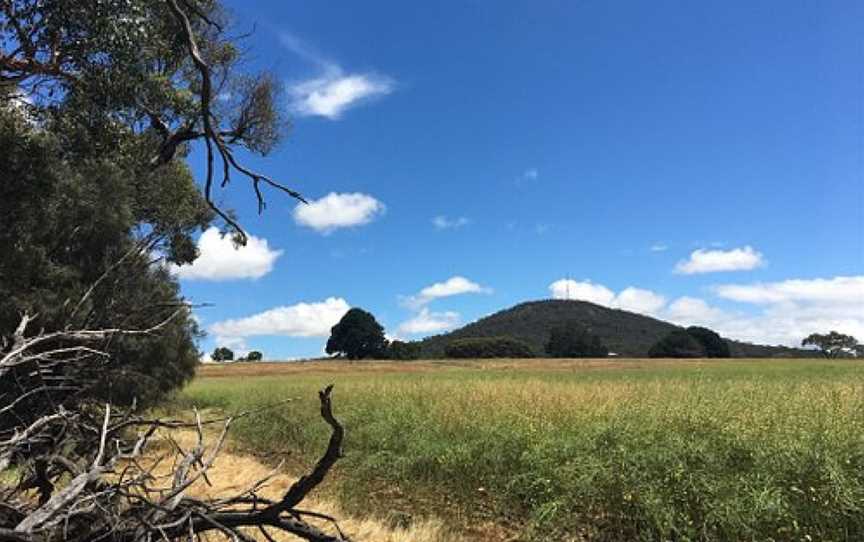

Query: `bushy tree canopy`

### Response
(648, 329, 705, 358)
(246, 350, 263, 361)
(546, 324, 608, 358)
(387, 340, 422, 360)
(212, 347, 234, 362)
(802, 331, 859, 358)
(686, 326, 731, 358)
(326, 308, 388, 360)
(445, 336, 535, 359)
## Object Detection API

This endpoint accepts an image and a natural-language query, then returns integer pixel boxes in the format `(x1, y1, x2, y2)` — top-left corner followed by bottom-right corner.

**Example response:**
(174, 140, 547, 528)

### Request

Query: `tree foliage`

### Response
(802, 331, 859, 358)
(445, 336, 535, 359)
(545, 323, 608, 358)
(326, 308, 388, 360)
(387, 340, 422, 360)
(212, 346, 234, 362)
(648, 329, 705, 358)
(246, 350, 263, 361)
(686, 326, 731, 358)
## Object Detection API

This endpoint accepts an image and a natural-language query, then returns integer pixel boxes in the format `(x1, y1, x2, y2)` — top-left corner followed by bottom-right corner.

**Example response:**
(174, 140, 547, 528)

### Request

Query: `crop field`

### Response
(180, 359, 864, 541)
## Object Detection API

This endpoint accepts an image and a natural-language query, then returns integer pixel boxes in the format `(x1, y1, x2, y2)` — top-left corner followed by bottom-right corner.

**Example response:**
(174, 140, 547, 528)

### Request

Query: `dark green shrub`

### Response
(686, 326, 731, 358)
(445, 336, 535, 358)
(387, 340, 422, 360)
(246, 350, 263, 362)
(546, 324, 608, 357)
(648, 329, 704, 358)
(212, 347, 234, 362)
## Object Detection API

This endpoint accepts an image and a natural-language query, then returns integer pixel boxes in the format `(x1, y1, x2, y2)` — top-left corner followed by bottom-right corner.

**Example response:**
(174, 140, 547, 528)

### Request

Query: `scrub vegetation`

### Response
(182, 358, 864, 541)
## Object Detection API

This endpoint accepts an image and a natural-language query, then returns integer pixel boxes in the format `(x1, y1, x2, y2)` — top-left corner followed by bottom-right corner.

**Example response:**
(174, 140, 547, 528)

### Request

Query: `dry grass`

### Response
(144, 429, 464, 542)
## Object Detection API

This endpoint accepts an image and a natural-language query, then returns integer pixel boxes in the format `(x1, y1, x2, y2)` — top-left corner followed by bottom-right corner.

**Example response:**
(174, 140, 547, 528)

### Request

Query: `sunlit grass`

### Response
(181, 359, 864, 540)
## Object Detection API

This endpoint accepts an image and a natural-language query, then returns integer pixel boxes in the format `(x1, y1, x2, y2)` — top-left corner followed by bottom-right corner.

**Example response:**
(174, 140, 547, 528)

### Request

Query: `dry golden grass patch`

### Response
(141, 429, 463, 542)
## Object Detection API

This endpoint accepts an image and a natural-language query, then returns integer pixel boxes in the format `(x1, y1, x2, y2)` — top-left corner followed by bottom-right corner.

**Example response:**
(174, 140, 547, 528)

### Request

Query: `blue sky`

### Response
(175, 0, 864, 359)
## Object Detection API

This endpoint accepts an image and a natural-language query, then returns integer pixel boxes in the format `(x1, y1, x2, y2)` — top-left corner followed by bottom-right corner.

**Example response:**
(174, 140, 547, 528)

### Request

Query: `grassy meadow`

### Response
(180, 358, 864, 541)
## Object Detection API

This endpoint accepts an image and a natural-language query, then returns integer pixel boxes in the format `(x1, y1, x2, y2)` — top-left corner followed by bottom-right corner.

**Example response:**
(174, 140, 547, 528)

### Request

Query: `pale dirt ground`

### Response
(146, 430, 476, 542)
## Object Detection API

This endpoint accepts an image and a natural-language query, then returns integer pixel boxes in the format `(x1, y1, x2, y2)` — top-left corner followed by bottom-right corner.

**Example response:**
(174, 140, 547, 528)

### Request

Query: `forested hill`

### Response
(417, 299, 810, 358)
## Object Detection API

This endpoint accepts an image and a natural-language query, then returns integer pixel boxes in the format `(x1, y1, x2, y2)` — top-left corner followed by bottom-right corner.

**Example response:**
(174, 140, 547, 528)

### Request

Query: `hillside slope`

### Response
(417, 299, 809, 358)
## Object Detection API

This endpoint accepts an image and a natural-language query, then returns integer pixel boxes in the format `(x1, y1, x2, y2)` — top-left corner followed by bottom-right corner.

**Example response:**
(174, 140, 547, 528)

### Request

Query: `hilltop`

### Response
(417, 299, 810, 358)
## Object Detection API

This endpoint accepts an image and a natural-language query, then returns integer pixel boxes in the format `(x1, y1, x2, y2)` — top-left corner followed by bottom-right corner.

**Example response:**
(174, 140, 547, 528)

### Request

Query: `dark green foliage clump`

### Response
(212, 347, 234, 362)
(546, 323, 608, 357)
(445, 336, 535, 358)
(386, 340, 422, 360)
(648, 329, 706, 358)
(246, 350, 264, 362)
(686, 326, 731, 358)
(326, 308, 388, 360)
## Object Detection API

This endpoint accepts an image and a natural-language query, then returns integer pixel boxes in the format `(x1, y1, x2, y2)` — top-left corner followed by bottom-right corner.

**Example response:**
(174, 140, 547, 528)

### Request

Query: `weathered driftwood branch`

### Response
(1, 314, 348, 542)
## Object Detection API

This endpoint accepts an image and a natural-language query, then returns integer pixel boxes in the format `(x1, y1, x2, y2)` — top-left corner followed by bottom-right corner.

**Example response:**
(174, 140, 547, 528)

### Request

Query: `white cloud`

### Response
(665, 296, 729, 327)
(289, 73, 393, 119)
(524, 168, 539, 180)
(615, 287, 667, 315)
(209, 298, 350, 345)
(403, 276, 492, 309)
(293, 192, 385, 234)
(549, 279, 616, 306)
(432, 216, 470, 230)
(714, 276, 864, 305)
(549, 280, 666, 316)
(650, 243, 668, 252)
(397, 308, 460, 335)
(280, 32, 394, 120)
(674, 246, 764, 274)
(171, 227, 282, 281)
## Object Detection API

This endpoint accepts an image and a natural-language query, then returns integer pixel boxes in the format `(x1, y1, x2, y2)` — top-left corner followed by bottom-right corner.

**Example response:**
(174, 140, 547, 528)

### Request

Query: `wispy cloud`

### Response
(650, 243, 668, 252)
(280, 32, 394, 119)
(523, 168, 539, 180)
(432, 215, 470, 230)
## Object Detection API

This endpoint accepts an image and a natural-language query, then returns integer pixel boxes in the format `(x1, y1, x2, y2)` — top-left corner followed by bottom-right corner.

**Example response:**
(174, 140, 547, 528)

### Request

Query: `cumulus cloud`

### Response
(280, 32, 394, 119)
(209, 298, 350, 346)
(432, 216, 470, 230)
(293, 192, 385, 234)
(403, 276, 492, 309)
(397, 308, 460, 335)
(674, 246, 764, 274)
(549, 279, 666, 316)
(171, 227, 282, 281)
(714, 276, 864, 305)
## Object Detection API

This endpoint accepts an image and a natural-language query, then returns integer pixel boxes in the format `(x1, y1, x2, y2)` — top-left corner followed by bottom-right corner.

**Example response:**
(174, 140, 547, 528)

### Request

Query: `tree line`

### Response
(323, 307, 862, 360)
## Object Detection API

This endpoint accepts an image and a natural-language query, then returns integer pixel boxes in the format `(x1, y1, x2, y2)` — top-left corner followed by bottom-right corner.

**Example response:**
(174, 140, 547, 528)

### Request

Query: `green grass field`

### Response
(180, 358, 864, 541)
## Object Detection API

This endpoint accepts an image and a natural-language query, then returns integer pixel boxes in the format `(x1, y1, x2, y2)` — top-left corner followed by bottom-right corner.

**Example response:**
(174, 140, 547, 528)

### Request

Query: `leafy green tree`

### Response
(212, 347, 234, 362)
(445, 337, 535, 358)
(686, 326, 731, 358)
(802, 331, 859, 358)
(246, 350, 264, 362)
(546, 324, 608, 357)
(1, 0, 297, 413)
(648, 329, 705, 358)
(326, 308, 388, 360)
(387, 340, 422, 360)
